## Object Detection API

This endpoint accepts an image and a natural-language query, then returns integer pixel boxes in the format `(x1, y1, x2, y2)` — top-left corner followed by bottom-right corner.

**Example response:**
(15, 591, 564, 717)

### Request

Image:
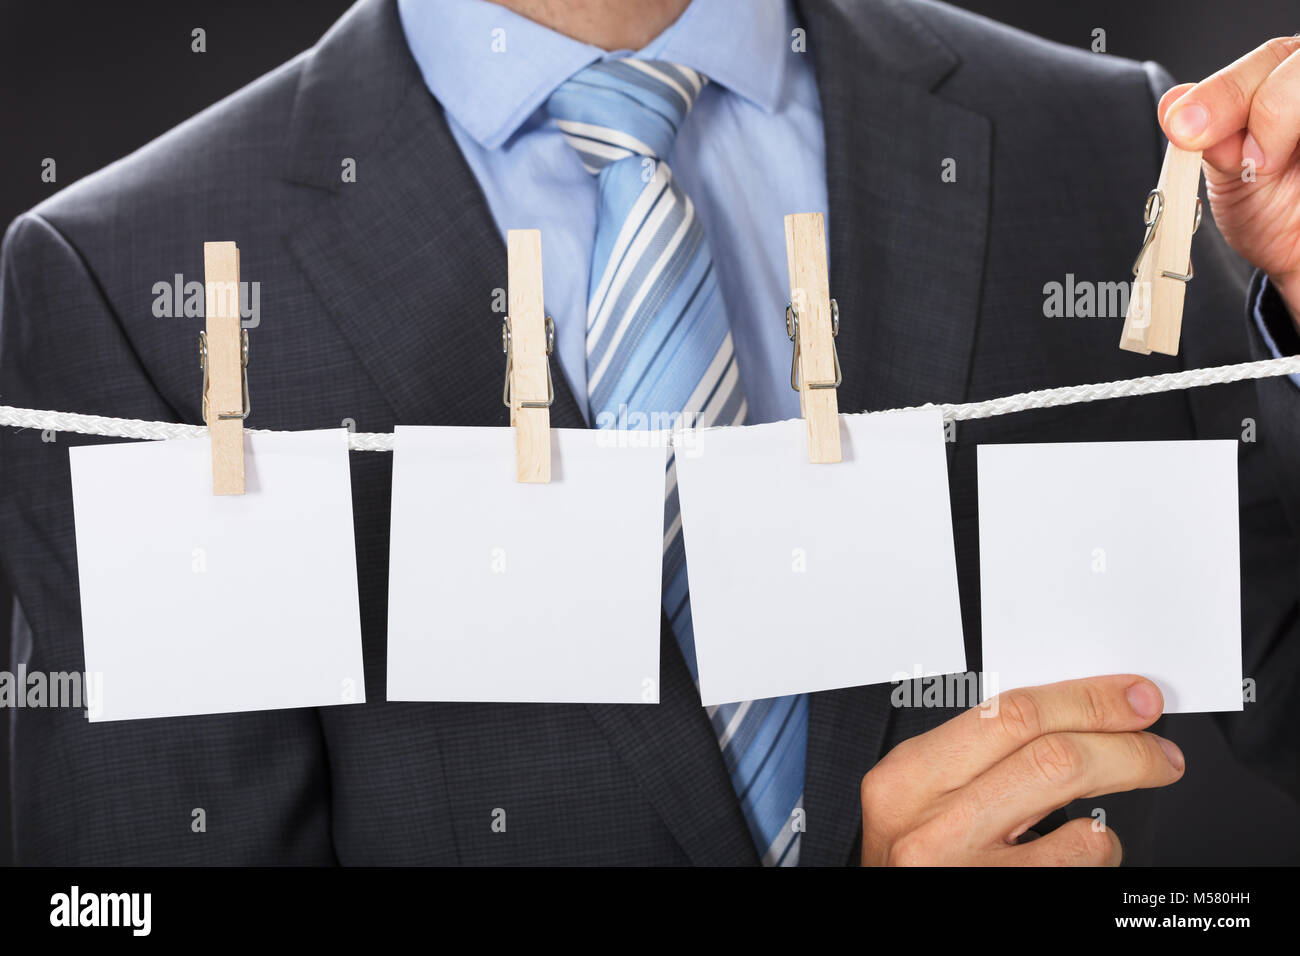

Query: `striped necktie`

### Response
(548, 59, 808, 866)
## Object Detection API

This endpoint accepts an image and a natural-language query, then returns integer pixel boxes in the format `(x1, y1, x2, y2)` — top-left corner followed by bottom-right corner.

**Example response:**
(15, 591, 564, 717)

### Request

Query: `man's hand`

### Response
(860, 676, 1184, 865)
(1158, 37, 1300, 324)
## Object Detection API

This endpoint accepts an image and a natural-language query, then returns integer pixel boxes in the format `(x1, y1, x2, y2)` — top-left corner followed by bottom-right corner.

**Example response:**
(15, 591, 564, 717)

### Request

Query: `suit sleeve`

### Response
(1142, 63, 1300, 800)
(1230, 270, 1300, 800)
(0, 212, 338, 863)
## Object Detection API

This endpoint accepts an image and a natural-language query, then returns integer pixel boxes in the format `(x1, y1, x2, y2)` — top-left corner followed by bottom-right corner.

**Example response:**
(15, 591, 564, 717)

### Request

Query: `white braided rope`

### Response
(895, 353, 1300, 421)
(3, 353, 1299, 451)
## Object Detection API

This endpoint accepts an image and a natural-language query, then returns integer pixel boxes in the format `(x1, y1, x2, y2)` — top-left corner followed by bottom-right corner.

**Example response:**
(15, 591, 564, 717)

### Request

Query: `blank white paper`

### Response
(69, 429, 366, 722)
(386, 426, 667, 704)
(674, 409, 966, 706)
(978, 441, 1241, 713)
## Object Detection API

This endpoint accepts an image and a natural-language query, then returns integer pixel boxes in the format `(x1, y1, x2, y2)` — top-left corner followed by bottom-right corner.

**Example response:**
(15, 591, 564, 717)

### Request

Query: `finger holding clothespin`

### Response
(503, 229, 555, 483)
(201, 241, 250, 495)
(784, 212, 842, 464)
(1119, 143, 1204, 356)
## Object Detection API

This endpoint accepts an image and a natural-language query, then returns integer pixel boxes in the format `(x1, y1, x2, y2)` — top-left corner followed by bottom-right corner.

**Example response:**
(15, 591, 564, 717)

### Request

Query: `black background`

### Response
(1, 0, 1297, 866)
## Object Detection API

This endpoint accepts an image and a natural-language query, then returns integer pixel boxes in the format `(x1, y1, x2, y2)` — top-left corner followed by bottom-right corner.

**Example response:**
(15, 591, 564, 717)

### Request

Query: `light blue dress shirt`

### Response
(398, 0, 826, 425)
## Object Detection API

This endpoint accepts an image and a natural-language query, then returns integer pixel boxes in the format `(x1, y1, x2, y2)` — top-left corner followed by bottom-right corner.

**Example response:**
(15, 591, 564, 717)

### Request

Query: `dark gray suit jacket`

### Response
(2, 0, 1297, 865)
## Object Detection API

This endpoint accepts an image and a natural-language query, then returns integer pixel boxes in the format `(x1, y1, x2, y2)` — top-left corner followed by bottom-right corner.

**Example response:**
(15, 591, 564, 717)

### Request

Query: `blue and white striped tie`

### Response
(548, 60, 808, 866)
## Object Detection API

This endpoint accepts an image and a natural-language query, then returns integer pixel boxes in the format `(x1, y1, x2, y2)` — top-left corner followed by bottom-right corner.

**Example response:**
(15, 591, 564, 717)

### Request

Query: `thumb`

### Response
(1156, 83, 1196, 133)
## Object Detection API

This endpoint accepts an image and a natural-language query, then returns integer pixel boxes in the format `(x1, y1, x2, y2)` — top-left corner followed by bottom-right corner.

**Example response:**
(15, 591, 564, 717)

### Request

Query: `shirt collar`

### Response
(398, 0, 793, 150)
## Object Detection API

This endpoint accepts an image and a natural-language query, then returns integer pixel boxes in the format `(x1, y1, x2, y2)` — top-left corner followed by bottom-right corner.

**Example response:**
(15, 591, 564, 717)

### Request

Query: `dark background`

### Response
(1, 0, 1297, 865)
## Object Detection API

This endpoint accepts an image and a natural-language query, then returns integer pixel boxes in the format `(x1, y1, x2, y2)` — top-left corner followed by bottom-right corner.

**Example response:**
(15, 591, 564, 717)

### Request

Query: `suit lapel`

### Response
(796, 0, 992, 866)
(282, 0, 584, 431)
(587, 615, 761, 866)
(281, 0, 755, 865)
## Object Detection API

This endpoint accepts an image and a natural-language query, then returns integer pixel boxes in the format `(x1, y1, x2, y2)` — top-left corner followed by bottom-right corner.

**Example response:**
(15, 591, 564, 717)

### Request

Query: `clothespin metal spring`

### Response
(786, 298, 842, 392)
(199, 328, 251, 424)
(1132, 188, 1203, 284)
(502, 314, 556, 409)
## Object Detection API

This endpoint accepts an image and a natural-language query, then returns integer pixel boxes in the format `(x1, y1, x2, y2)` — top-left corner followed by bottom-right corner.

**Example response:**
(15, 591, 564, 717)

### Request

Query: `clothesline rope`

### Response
(3, 353, 1299, 452)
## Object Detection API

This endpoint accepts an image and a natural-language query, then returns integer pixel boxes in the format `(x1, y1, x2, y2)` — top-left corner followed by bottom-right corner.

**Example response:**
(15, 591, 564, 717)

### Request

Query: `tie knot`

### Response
(547, 59, 707, 173)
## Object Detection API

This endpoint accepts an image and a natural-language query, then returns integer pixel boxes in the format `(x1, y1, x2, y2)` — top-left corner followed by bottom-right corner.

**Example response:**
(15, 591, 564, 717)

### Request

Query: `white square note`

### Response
(978, 441, 1241, 713)
(386, 426, 667, 704)
(69, 430, 366, 722)
(674, 409, 966, 706)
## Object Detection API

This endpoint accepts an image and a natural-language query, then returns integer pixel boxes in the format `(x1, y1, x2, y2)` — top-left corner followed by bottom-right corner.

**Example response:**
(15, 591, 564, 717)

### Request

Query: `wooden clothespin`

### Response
(784, 212, 842, 464)
(1119, 143, 1204, 356)
(201, 241, 250, 495)
(503, 229, 555, 483)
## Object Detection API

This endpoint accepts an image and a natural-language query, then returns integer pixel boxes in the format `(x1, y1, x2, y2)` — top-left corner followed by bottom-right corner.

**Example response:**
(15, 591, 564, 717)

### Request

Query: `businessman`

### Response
(2, 0, 1297, 865)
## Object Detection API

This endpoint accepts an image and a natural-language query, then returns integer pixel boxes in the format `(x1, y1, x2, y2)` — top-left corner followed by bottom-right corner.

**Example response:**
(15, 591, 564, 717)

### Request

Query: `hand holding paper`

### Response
(860, 675, 1184, 866)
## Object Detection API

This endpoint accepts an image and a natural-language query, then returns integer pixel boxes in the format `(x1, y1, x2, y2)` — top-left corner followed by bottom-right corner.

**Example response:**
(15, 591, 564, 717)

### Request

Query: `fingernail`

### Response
(1170, 102, 1209, 140)
(1157, 736, 1185, 771)
(1126, 681, 1161, 718)
(1243, 131, 1265, 171)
